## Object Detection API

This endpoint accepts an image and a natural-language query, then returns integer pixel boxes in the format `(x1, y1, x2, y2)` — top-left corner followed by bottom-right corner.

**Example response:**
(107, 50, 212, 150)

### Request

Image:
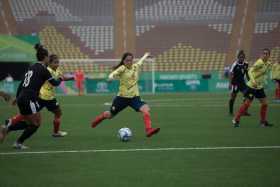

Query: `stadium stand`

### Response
(39, 26, 88, 59)
(10, 0, 81, 22)
(4, 0, 280, 73)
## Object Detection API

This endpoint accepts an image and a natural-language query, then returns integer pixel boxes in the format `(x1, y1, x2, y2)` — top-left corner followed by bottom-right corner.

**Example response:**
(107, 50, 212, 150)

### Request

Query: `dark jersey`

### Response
(17, 63, 53, 97)
(230, 61, 249, 85)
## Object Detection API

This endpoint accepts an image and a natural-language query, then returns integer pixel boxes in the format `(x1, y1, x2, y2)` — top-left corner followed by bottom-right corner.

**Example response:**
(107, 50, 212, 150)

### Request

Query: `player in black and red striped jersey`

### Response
(228, 50, 250, 116)
(0, 44, 63, 149)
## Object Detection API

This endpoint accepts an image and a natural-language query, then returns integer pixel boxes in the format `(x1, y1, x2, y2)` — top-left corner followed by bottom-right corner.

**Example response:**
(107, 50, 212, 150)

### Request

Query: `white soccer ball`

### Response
(118, 127, 132, 142)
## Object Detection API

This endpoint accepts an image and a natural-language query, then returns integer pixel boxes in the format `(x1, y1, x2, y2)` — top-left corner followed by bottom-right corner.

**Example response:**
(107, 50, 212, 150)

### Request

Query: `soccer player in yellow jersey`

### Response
(233, 48, 274, 127)
(271, 57, 280, 101)
(91, 52, 160, 137)
(38, 54, 74, 137)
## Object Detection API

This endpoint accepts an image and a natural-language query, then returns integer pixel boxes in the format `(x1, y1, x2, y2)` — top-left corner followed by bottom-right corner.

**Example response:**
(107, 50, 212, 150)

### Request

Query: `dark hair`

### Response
(113, 52, 133, 70)
(237, 50, 245, 59)
(34, 43, 48, 61)
(263, 48, 270, 55)
(49, 54, 58, 63)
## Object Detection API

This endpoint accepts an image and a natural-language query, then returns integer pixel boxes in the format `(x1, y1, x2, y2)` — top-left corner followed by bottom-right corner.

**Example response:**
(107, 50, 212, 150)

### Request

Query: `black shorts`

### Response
(38, 98, 59, 112)
(110, 96, 146, 116)
(230, 83, 247, 94)
(17, 92, 40, 115)
(244, 87, 266, 100)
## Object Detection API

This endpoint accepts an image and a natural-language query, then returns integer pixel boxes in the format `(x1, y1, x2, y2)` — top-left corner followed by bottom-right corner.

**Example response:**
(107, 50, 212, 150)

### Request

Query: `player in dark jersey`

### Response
(228, 50, 250, 116)
(0, 44, 63, 149)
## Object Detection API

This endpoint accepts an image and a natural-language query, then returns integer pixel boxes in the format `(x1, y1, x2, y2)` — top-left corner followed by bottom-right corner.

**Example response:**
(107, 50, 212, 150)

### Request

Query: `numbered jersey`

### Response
(230, 61, 249, 85)
(19, 62, 53, 97)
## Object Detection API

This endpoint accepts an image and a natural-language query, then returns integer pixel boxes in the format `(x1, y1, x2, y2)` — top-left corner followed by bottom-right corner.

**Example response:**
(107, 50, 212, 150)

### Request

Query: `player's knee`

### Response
(104, 111, 113, 119)
(140, 104, 150, 113)
(56, 111, 62, 118)
(261, 103, 268, 108)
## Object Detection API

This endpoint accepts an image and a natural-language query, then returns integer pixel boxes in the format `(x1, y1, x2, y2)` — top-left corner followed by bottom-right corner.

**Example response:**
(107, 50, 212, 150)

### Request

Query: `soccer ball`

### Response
(118, 127, 132, 142)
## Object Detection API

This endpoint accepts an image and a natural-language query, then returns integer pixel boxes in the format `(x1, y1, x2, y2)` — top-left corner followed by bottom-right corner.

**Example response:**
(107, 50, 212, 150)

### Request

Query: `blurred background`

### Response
(0, 0, 279, 94)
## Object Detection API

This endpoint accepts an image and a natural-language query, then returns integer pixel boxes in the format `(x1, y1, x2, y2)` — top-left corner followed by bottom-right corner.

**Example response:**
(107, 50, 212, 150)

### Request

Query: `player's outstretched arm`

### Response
(136, 52, 151, 66)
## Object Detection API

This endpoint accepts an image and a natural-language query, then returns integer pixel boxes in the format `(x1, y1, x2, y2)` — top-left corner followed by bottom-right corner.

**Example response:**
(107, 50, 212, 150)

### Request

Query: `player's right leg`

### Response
(12, 97, 42, 149)
(91, 96, 128, 128)
(13, 113, 41, 149)
(233, 88, 253, 127)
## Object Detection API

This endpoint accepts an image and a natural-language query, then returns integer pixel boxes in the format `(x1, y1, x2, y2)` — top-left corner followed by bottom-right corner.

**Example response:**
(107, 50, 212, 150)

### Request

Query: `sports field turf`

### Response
(1, 93, 280, 187)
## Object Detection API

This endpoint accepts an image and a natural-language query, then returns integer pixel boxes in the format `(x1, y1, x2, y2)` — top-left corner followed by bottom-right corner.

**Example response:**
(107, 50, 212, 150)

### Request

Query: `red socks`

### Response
(260, 104, 268, 123)
(235, 100, 251, 121)
(11, 114, 25, 125)
(53, 117, 61, 134)
(143, 112, 152, 131)
(276, 88, 280, 99)
(92, 112, 106, 128)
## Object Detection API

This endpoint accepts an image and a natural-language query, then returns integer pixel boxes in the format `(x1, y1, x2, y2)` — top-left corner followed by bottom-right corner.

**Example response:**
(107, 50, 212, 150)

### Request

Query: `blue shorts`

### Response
(110, 96, 146, 116)
(244, 87, 266, 100)
(38, 98, 60, 112)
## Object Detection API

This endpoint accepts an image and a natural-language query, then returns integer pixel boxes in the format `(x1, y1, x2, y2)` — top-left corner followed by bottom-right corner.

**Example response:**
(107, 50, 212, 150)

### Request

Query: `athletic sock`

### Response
(8, 121, 28, 131)
(260, 104, 268, 123)
(92, 112, 106, 127)
(277, 88, 280, 99)
(235, 100, 251, 122)
(229, 99, 234, 114)
(11, 114, 25, 125)
(143, 112, 152, 131)
(53, 117, 61, 134)
(17, 124, 39, 144)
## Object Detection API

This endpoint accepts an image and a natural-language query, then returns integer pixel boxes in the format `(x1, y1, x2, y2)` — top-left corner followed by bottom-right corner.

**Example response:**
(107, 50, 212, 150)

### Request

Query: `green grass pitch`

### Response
(0, 93, 280, 187)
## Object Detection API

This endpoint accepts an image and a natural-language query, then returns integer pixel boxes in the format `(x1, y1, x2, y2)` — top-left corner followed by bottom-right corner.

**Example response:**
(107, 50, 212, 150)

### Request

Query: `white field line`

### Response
(1, 146, 280, 156)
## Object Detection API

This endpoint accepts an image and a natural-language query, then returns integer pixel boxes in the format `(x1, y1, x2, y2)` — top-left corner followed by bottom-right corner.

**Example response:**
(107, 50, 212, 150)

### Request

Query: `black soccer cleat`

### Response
(260, 121, 273, 128)
(232, 119, 240, 128)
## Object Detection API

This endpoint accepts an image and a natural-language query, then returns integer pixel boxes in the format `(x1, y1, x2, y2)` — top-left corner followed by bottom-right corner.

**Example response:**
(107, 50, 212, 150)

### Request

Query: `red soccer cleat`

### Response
(146, 127, 160, 137)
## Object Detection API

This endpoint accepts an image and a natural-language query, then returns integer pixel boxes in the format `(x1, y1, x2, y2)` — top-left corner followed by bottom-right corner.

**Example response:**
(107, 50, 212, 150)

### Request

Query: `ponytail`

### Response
(34, 43, 49, 61)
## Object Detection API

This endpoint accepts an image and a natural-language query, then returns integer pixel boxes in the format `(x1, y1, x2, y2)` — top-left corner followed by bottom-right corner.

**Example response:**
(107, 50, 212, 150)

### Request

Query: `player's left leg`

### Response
(240, 84, 251, 116)
(229, 92, 237, 115)
(91, 96, 128, 128)
(139, 104, 160, 137)
(233, 87, 254, 127)
(258, 97, 273, 127)
(51, 107, 67, 137)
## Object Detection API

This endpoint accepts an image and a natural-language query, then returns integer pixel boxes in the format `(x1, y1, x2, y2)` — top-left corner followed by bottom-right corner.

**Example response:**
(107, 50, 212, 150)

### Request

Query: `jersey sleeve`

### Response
(43, 67, 53, 81)
(16, 80, 23, 98)
(108, 65, 126, 80)
(44, 67, 62, 86)
(135, 53, 150, 67)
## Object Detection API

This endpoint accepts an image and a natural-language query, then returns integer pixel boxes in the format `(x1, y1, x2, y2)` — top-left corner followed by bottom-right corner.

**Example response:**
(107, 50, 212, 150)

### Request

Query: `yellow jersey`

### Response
(247, 58, 272, 89)
(108, 53, 149, 98)
(39, 67, 63, 100)
(272, 63, 280, 80)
